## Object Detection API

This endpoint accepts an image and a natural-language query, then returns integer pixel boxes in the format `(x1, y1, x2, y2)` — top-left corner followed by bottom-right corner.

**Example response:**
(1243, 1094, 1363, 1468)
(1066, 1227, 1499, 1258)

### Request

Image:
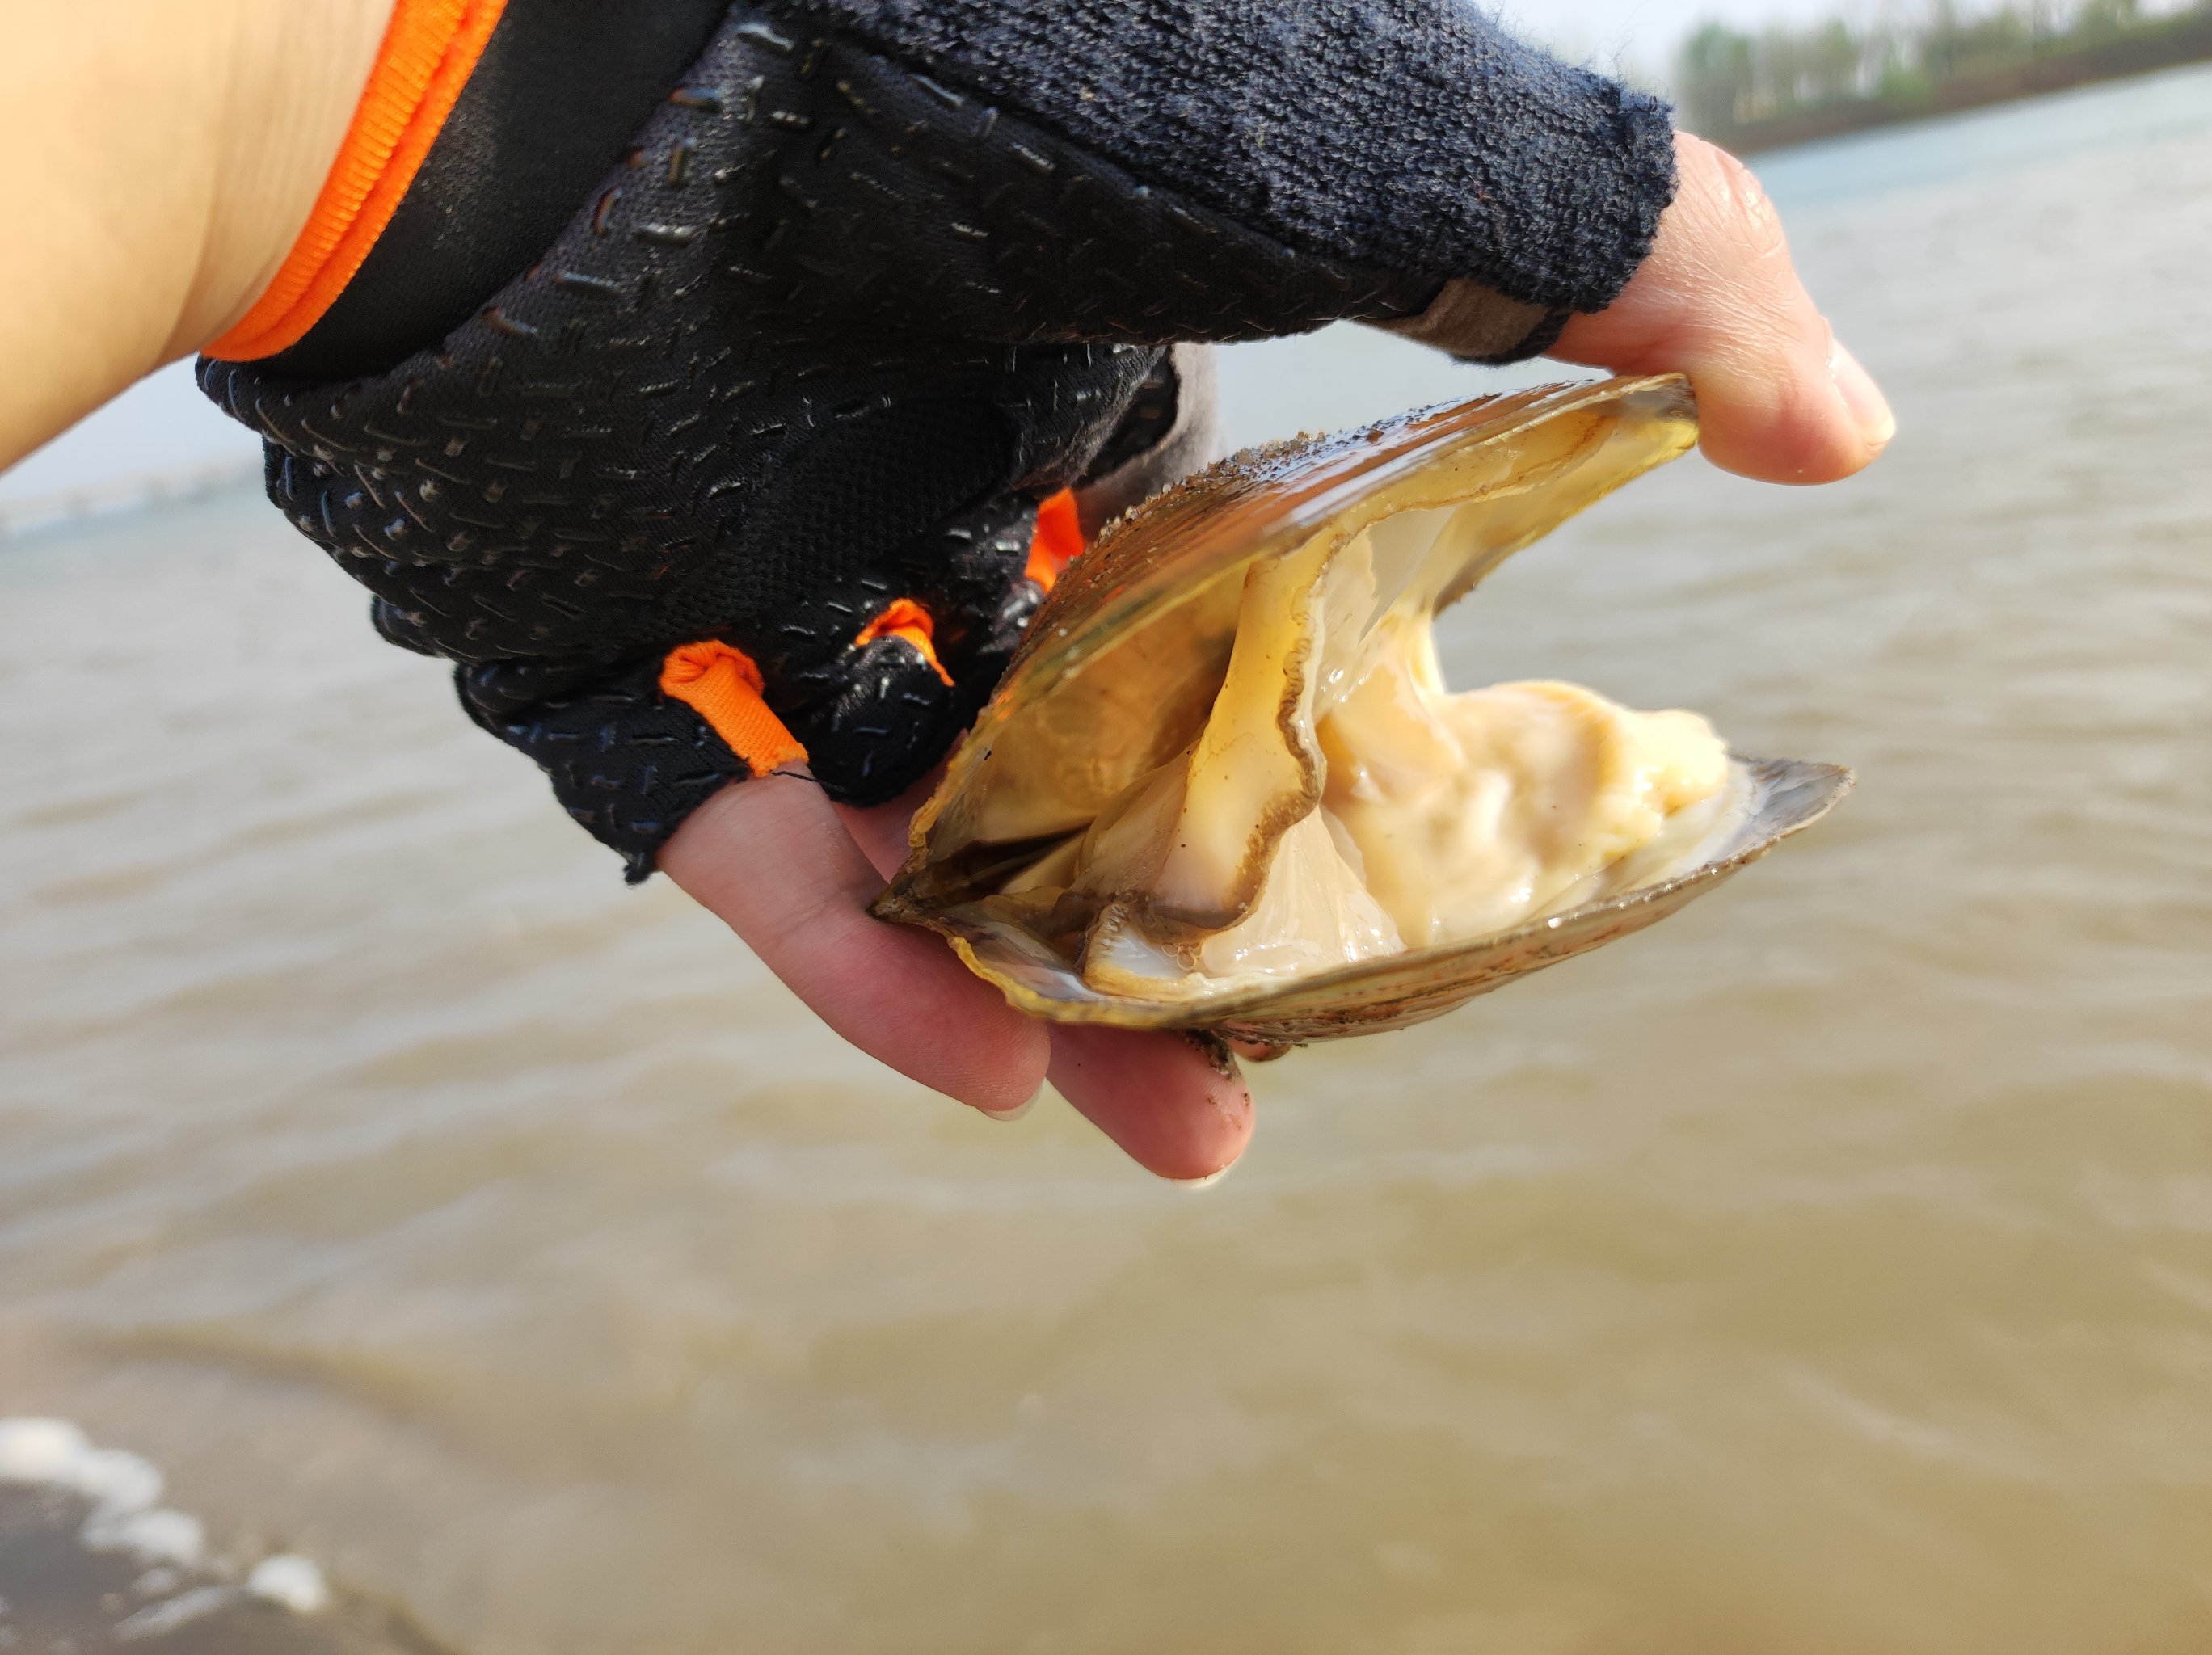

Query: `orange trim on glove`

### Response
(854, 598, 955, 687)
(659, 641, 808, 776)
(1023, 487, 1085, 593)
(206, 0, 508, 362)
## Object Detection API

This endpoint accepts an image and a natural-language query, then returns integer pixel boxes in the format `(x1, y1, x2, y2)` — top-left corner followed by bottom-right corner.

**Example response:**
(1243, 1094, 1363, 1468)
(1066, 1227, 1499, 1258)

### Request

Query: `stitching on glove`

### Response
(208, 0, 509, 361)
(853, 600, 955, 689)
(659, 642, 808, 777)
(1022, 487, 1085, 595)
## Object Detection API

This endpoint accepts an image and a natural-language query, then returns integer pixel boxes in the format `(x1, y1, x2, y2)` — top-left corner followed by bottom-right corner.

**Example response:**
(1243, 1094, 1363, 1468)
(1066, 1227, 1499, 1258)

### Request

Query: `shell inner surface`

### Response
(875, 377, 1853, 1040)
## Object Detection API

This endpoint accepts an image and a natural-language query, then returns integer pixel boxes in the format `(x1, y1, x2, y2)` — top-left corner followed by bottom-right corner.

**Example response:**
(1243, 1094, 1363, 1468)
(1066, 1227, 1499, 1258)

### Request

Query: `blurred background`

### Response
(2, 5, 2209, 1653)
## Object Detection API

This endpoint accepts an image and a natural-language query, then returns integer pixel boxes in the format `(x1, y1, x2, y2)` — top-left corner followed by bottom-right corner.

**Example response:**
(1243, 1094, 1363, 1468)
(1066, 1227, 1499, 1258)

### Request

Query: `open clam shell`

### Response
(874, 375, 1852, 1044)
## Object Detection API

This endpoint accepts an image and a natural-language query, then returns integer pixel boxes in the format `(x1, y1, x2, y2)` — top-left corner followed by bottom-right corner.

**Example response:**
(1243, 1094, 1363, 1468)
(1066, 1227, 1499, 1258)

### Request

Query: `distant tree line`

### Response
(1677, 0, 2212, 147)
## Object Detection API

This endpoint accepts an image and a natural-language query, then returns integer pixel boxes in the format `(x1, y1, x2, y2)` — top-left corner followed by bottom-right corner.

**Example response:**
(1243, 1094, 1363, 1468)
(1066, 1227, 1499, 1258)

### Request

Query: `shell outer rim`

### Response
(878, 756, 1856, 1034)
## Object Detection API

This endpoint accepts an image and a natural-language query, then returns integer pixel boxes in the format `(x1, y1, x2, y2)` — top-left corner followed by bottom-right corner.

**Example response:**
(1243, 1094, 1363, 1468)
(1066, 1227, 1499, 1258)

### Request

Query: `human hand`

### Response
(659, 772, 1254, 1183)
(653, 131, 1891, 1185)
(1552, 133, 1896, 484)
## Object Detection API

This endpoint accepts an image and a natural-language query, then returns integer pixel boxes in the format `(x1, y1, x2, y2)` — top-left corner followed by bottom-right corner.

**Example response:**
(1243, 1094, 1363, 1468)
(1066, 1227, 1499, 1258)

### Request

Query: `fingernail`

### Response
(1829, 341, 1896, 453)
(1170, 1163, 1235, 1190)
(977, 1085, 1043, 1122)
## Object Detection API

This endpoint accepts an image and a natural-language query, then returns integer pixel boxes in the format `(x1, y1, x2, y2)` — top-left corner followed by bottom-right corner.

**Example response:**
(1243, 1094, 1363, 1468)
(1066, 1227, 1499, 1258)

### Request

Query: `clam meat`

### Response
(876, 376, 1851, 1044)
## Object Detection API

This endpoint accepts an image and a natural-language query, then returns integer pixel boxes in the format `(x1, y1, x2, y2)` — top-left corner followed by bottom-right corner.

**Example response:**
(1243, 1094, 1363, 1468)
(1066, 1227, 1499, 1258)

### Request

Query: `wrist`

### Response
(0, 0, 386, 469)
(178, 0, 394, 359)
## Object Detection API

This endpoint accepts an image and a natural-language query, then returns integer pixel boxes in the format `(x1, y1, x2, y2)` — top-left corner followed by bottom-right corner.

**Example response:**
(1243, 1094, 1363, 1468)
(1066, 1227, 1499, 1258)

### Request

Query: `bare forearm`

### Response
(0, 0, 388, 467)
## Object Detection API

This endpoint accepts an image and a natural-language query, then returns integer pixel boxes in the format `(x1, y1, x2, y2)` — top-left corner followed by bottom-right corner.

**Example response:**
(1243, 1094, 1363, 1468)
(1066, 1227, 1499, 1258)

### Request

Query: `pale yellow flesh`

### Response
(1009, 507, 1735, 1002)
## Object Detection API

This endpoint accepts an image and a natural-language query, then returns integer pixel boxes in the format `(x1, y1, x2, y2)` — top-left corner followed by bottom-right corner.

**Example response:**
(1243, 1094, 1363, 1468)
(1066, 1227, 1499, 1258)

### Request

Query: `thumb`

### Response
(1551, 133, 1895, 486)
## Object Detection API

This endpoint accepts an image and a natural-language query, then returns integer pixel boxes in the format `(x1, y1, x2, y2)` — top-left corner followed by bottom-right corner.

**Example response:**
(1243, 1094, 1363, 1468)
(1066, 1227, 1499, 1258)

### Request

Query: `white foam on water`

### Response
(0, 1417, 330, 1615)
(247, 1555, 332, 1615)
(0, 1418, 94, 1484)
(82, 1506, 207, 1569)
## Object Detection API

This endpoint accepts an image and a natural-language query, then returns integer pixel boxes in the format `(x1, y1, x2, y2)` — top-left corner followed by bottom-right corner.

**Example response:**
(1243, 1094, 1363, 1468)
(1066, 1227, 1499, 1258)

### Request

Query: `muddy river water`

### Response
(2, 65, 2209, 1655)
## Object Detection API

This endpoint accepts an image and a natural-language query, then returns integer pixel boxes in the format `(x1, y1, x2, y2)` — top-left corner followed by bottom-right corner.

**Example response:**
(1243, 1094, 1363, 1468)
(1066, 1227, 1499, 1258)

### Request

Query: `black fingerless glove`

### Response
(200, 0, 1675, 881)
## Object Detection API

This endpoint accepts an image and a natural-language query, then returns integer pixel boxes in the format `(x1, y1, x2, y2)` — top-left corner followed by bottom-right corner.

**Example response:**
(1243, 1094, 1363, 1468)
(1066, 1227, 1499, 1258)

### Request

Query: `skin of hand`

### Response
(0, 10, 1890, 1177)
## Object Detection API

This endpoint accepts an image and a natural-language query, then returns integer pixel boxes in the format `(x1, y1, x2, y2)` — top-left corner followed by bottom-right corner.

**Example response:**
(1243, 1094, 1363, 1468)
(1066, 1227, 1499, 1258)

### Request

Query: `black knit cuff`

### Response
(772, 0, 1679, 316)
